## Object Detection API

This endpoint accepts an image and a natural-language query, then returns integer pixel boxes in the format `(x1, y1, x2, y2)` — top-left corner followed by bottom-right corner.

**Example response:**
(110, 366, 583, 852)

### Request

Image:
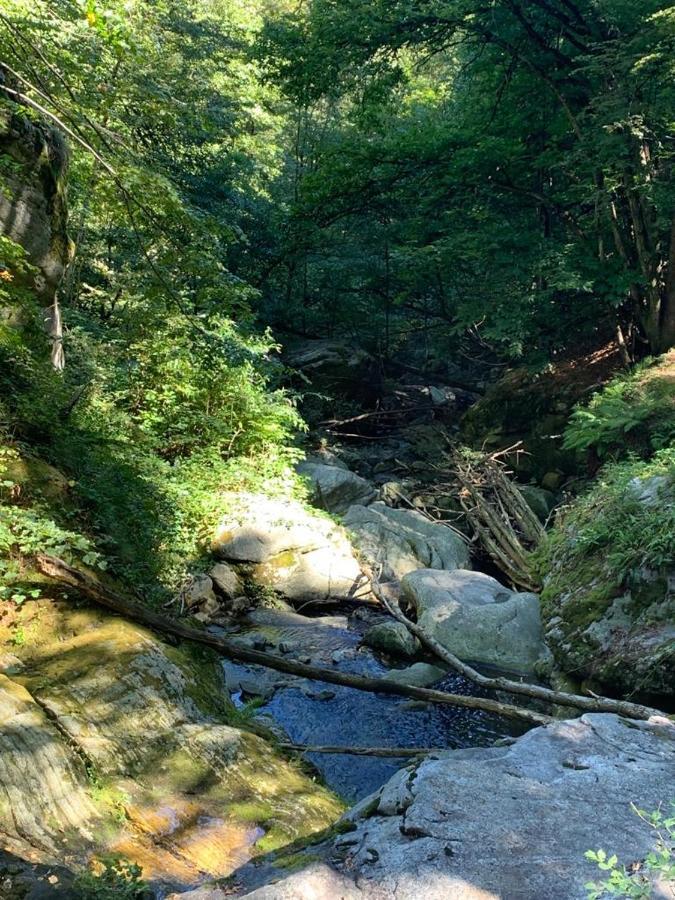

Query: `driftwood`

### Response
(371, 581, 665, 722)
(449, 446, 545, 591)
(35, 554, 552, 727)
(280, 743, 445, 758)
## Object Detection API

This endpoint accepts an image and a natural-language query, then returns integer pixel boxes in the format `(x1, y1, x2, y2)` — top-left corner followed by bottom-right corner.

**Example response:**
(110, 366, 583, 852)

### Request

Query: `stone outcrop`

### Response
(212, 492, 368, 603)
(184, 714, 675, 900)
(344, 502, 470, 582)
(542, 468, 675, 698)
(0, 599, 342, 895)
(400, 569, 546, 674)
(0, 107, 70, 303)
(0, 105, 72, 369)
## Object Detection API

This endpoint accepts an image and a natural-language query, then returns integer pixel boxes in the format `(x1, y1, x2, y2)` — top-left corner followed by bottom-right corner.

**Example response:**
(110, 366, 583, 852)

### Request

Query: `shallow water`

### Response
(222, 607, 525, 802)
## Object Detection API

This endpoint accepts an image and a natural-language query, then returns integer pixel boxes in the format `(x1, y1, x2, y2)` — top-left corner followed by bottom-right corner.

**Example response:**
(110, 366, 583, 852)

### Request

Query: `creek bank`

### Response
(0, 597, 342, 897)
(182, 713, 675, 900)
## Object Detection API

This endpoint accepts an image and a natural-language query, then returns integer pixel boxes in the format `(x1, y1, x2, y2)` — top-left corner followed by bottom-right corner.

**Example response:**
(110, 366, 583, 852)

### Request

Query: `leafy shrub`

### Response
(585, 802, 675, 899)
(564, 354, 675, 461)
(73, 855, 149, 900)
(536, 448, 675, 609)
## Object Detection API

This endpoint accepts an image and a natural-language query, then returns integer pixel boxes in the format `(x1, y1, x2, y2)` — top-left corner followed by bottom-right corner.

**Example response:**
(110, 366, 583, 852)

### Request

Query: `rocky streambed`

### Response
(219, 607, 524, 801)
(1, 448, 673, 900)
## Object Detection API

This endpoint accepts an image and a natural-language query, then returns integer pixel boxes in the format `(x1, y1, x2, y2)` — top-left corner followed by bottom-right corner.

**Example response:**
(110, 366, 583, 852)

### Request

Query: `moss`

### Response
(162, 641, 235, 721)
(272, 850, 323, 872)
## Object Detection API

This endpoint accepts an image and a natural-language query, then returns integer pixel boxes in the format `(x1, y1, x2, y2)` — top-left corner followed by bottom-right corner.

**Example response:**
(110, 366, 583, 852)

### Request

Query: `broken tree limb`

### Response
(280, 744, 446, 758)
(35, 553, 552, 727)
(371, 581, 665, 722)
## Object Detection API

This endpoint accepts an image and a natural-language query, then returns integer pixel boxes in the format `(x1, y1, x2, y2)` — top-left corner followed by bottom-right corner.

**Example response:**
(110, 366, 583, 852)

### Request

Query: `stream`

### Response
(220, 607, 526, 803)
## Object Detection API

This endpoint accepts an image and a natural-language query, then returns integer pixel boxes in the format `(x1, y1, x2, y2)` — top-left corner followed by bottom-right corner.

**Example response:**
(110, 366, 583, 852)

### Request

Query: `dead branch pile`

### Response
(449, 445, 544, 591)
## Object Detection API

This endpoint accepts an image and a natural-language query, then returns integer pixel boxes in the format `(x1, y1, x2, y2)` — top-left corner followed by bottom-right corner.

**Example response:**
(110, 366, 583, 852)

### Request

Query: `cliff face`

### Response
(0, 105, 71, 300)
(0, 104, 71, 367)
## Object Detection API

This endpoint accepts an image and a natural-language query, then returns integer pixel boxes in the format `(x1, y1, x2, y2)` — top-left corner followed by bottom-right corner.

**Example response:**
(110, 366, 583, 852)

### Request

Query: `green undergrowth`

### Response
(536, 448, 675, 620)
(564, 351, 675, 462)
(0, 258, 309, 604)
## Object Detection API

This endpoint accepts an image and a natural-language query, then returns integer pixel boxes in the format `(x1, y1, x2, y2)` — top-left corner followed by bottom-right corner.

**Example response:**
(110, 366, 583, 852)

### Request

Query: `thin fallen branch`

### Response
(35, 554, 552, 727)
(371, 581, 665, 722)
(320, 405, 432, 428)
(280, 744, 445, 758)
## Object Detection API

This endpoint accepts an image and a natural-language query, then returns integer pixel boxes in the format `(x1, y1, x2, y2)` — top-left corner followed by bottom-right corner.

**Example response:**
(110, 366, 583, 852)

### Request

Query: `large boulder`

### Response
(400, 569, 545, 674)
(344, 502, 470, 582)
(212, 493, 368, 603)
(216, 714, 675, 900)
(297, 459, 377, 515)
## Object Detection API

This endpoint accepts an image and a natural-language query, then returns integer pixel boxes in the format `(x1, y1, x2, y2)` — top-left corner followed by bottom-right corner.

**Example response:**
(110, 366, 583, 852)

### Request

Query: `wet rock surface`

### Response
(193, 714, 675, 900)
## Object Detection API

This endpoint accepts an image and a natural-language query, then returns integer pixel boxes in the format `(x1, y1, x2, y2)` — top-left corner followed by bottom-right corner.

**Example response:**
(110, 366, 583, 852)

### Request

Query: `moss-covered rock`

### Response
(538, 454, 675, 699)
(0, 598, 343, 894)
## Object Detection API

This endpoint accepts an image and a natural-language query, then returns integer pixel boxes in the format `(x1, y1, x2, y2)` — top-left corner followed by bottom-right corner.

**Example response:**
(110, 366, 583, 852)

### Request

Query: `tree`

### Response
(259, 0, 675, 358)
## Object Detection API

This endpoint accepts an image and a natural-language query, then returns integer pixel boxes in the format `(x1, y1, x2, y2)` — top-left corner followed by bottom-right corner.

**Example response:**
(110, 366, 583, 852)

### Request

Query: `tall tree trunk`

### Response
(659, 213, 675, 351)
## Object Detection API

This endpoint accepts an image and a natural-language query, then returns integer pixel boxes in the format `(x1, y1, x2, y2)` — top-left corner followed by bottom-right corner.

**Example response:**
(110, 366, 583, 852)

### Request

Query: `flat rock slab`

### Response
(344, 502, 470, 581)
(0, 602, 343, 894)
(401, 569, 545, 674)
(202, 714, 675, 900)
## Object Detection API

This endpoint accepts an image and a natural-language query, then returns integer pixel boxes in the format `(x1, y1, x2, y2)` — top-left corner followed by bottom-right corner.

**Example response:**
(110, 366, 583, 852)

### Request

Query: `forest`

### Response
(0, 1, 673, 898)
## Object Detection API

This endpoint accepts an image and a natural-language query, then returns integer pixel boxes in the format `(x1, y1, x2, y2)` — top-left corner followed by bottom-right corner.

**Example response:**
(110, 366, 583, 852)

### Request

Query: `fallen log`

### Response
(372, 581, 665, 722)
(280, 744, 446, 758)
(35, 554, 552, 727)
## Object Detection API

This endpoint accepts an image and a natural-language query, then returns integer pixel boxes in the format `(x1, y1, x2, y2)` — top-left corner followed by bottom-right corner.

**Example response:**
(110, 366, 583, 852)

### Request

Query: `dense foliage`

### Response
(0, 0, 304, 599)
(1, 0, 675, 601)
(257, 0, 675, 360)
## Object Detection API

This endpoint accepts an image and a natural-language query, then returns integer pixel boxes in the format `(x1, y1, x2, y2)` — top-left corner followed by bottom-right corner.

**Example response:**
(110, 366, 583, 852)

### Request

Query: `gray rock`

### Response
(297, 460, 377, 514)
(362, 622, 420, 659)
(239, 677, 275, 701)
(0, 653, 24, 676)
(236, 714, 675, 900)
(286, 339, 372, 376)
(627, 474, 672, 507)
(382, 663, 447, 688)
(401, 569, 545, 674)
(518, 484, 557, 521)
(209, 562, 242, 599)
(302, 687, 336, 701)
(344, 502, 470, 581)
(212, 493, 368, 603)
(0, 110, 70, 305)
(185, 574, 217, 609)
(304, 449, 349, 470)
